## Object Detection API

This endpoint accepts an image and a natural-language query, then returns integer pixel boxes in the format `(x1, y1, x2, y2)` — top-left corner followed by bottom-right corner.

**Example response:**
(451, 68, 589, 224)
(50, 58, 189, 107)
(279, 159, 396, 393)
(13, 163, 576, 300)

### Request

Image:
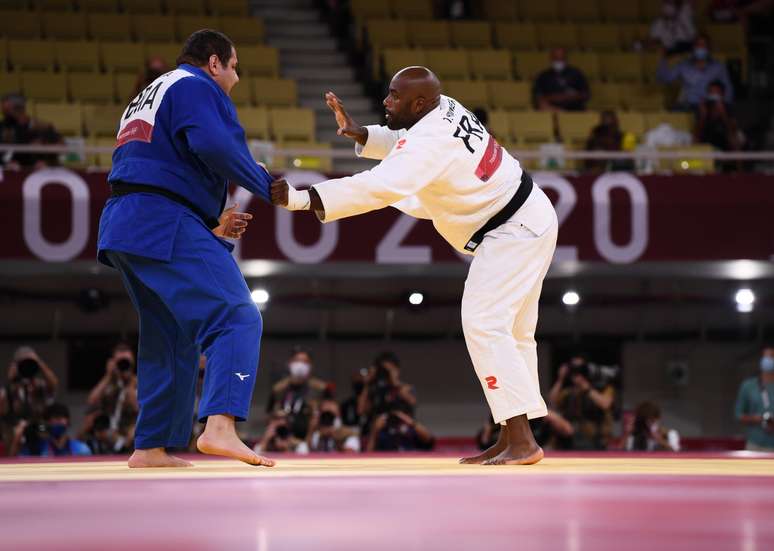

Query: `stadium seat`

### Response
(0, 72, 21, 97)
(237, 45, 279, 77)
(639, 0, 663, 22)
(69, 71, 115, 104)
(252, 78, 298, 107)
(114, 72, 139, 102)
(0, 12, 42, 40)
(600, 52, 643, 82)
(0, 0, 28, 8)
(620, 83, 665, 111)
(274, 140, 333, 172)
(350, 0, 392, 20)
(228, 79, 251, 106)
(269, 107, 315, 141)
(33, 0, 74, 11)
(616, 111, 646, 139)
(470, 49, 513, 80)
(518, 0, 560, 22)
(706, 24, 746, 55)
(88, 14, 133, 42)
(509, 111, 554, 143)
(600, 0, 641, 22)
(21, 71, 68, 102)
(570, 52, 601, 81)
(219, 17, 265, 44)
(382, 49, 425, 77)
(450, 22, 492, 49)
(42, 13, 87, 41)
(578, 24, 621, 51)
(561, 0, 602, 23)
(167, 0, 207, 14)
(494, 23, 538, 51)
(425, 49, 470, 80)
(513, 51, 548, 81)
(208, 0, 250, 17)
(444, 80, 488, 110)
(57, 41, 101, 72)
(408, 21, 451, 48)
(9, 40, 55, 71)
(236, 106, 269, 139)
(392, 0, 434, 19)
(366, 20, 409, 50)
(587, 82, 622, 111)
(101, 42, 145, 73)
(0, 42, 7, 72)
(645, 111, 693, 133)
(557, 111, 598, 146)
(144, 43, 183, 68)
(82, 104, 123, 136)
(487, 81, 531, 110)
(537, 23, 580, 50)
(89, 136, 116, 168)
(176, 16, 220, 42)
(482, 0, 518, 20)
(133, 15, 177, 42)
(35, 102, 83, 136)
(487, 110, 510, 141)
(618, 23, 650, 50)
(124, 0, 163, 14)
(80, 0, 121, 12)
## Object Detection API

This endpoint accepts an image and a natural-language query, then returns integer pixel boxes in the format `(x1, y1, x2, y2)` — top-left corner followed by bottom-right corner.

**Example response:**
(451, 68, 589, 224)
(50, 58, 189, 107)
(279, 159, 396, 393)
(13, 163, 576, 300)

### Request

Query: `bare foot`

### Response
(459, 426, 507, 464)
(197, 433, 275, 467)
(128, 448, 194, 468)
(482, 446, 544, 466)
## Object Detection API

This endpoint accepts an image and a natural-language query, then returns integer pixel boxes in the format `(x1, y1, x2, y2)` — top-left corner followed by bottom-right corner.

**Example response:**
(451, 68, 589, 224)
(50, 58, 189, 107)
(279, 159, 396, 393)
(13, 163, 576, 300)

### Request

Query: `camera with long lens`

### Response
(116, 358, 133, 373)
(16, 358, 40, 381)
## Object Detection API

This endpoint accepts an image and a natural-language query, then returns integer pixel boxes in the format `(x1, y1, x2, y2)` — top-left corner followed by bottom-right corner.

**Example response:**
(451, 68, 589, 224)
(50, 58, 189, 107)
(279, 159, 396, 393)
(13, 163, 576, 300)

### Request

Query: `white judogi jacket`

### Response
(312, 95, 553, 254)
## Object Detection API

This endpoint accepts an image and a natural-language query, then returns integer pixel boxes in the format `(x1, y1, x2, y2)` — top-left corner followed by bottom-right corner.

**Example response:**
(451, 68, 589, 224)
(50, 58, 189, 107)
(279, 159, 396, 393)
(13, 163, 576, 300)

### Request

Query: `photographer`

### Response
(358, 352, 417, 435)
(735, 346, 774, 451)
(307, 410, 360, 453)
(86, 342, 139, 447)
(623, 401, 681, 452)
(367, 400, 435, 452)
(254, 411, 308, 454)
(10, 403, 91, 457)
(83, 414, 125, 455)
(548, 355, 616, 450)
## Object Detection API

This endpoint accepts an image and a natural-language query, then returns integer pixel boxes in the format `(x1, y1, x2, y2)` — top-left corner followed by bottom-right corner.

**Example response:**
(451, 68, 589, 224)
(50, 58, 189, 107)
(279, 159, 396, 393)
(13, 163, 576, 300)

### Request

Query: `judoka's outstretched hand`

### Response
(213, 203, 252, 239)
(271, 178, 325, 216)
(325, 91, 368, 146)
(271, 178, 289, 207)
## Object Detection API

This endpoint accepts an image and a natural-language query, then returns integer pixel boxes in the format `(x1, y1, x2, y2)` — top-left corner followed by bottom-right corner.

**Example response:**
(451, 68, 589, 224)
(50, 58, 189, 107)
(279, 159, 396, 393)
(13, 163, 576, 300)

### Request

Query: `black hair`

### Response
(45, 403, 70, 421)
(176, 29, 234, 68)
(290, 345, 312, 360)
(374, 351, 400, 367)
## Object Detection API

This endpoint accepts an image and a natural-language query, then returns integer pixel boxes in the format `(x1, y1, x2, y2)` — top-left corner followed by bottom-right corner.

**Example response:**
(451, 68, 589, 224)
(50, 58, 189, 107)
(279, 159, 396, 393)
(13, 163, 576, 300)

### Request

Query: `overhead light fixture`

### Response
(408, 291, 424, 306)
(251, 288, 270, 305)
(735, 288, 754, 313)
(562, 290, 580, 306)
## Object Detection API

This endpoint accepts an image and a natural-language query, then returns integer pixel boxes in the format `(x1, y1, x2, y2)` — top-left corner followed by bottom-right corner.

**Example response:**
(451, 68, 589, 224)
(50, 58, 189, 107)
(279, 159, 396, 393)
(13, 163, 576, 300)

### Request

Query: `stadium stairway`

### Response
(254, 0, 380, 173)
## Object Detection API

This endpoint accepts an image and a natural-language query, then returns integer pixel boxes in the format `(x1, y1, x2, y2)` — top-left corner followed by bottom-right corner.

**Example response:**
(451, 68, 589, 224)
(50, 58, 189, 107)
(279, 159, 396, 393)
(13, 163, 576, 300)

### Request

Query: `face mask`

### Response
(693, 47, 708, 60)
(552, 61, 566, 72)
(706, 93, 722, 102)
(761, 357, 774, 373)
(48, 423, 67, 439)
(289, 361, 311, 378)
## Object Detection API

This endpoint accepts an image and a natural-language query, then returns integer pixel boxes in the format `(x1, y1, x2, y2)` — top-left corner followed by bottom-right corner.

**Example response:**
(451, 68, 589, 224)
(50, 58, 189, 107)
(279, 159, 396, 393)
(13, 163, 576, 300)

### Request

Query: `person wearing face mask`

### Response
(533, 48, 590, 112)
(735, 347, 774, 451)
(656, 34, 733, 111)
(0, 93, 63, 169)
(695, 80, 742, 158)
(624, 401, 681, 452)
(584, 111, 625, 172)
(11, 403, 91, 457)
(648, 0, 697, 55)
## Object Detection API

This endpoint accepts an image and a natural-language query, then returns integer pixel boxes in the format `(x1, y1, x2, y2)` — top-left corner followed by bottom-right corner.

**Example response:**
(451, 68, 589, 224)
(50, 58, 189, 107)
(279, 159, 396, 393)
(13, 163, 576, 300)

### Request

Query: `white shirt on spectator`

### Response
(650, 4, 696, 50)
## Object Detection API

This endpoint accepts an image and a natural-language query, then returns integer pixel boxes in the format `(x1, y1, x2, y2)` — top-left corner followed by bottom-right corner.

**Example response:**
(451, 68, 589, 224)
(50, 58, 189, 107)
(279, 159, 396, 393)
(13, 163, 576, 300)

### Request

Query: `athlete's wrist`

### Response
(286, 187, 311, 211)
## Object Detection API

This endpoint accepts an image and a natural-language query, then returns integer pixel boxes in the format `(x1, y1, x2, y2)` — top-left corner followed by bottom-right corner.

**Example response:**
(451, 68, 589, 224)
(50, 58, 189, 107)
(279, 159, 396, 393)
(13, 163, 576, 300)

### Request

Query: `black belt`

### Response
(464, 171, 534, 253)
(109, 181, 220, 229)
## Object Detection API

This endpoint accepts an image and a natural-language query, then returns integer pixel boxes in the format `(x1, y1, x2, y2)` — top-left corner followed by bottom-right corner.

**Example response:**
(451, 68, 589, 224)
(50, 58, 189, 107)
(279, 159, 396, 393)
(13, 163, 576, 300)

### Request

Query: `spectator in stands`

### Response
(533, 48, 590, 112)
(548, 356, 616, 450)
(367, 400, 434, 452)
(584, 110, 623, 172)
(734, 346, 774, 451)
(266, 347, 328, 440)
(656, 34, 733, 111)
(86, 342, 138, 449)
(695, 80, 743, 153)
(623, 401, 681, 452)
(132, 55, 170, 99)
(340, 369, 368, 428)
(358, 352, 417, 436)
(11, 403, 91, 457)
(255, 411, 308, 454)
(0, 93, 63, 169)
(648, 0, 697, 55)
(307, 410, 361, 452)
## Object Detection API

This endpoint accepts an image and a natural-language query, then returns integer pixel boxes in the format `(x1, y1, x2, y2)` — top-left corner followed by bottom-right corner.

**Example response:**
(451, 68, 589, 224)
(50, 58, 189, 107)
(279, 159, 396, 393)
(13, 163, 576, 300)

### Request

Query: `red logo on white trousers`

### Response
(485, 376, 499, 390)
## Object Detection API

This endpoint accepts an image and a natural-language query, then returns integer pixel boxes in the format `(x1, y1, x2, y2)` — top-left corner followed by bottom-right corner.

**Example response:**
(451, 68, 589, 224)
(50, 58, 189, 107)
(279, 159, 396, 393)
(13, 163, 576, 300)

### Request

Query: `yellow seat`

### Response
(482, 0, 518, 20)
(252, 77, 298, 107)
(601, 0, 641, 22)
(537, 23, 579, 50)
(641, 51, 662, 83)
(0, 72, 21, 96)
(124, 0, 163, 14)
(351, 0, 391, 20)
(228, 78, 251, 106)
(561, 0, 601, 23)
(366, 20, 409, 50)
(42, 13, 87, 41)
(557, 111, 598, 146)
(207, 0, 250, 17)
(237, 45, 279, 77)
(35, 102, 83, 136)
(408, 21, 450, 48)
(487, 110, 511, 142)
(3, 0, 30, 8)
(639, 0, 663, 21)
(382, 48, 426, 77)
(579, 24, 621, 51)
(471, 49, 513, 80)
(0, 11, 42, 39)
(570, 52, 601, 81)
(133, 15, 177, 42)
(645, 111, 693, 133)
(115, 72, 140, 102)
(236, 106, 269, 139)
(69, 71, 115, 103)
(450, 21, 492, 49)
(705, 24, 745, 55)
(487, 81, 531, 110)
(600, 52, 643, 82)
(57, 41, 100, 72)
(425, 49, 470, 80)
(89, 136, 116, 168)
(80, 0, 121, 12)
(21, 71, 68, 102)
(88, 14, 132, 42)
(33, 0, 74, 11)
(620, 83, 665, 111)
(444, 80, 489, 110)
(513, 51, 548, 81)
(519, 0, 560, 21)
(618, 23, 650, 50)
(274, 140, 332, 172)
(269, 107, 315, 141)
(588, 82, 622, 110)
(167, 0, 206, 14)
(219, 17, 265, 44)
(176, 16, 220, 42)
(494, 23, 538, 51)
(9, 40, 55, 71)
(82, 104, 123, 137)
(101, 42, 145, 73)
(616, 111, 646, 139)
(392, 0, 434, 19)
(144, 43, 183, 68)
(509, 111, 554, 143)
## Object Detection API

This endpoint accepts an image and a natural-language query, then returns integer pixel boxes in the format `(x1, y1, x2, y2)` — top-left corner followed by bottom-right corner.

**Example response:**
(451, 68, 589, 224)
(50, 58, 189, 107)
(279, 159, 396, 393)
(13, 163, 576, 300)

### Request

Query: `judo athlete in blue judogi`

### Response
(97, 30, 276, 468)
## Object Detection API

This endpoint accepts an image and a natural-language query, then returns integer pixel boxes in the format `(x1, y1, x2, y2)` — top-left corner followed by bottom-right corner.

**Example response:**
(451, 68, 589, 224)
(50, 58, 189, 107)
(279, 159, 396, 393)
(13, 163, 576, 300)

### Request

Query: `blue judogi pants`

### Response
(103, 213, 262, 450)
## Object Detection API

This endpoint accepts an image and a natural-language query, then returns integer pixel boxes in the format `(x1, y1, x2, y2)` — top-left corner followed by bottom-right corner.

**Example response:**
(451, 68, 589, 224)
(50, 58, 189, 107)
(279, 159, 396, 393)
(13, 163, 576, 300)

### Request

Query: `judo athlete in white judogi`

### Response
(272, 67, 557, 465)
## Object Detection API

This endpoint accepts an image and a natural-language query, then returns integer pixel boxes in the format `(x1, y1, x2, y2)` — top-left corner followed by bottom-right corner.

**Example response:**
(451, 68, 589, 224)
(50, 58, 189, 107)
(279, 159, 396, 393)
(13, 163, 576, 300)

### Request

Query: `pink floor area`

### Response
(1, 453, 773, 551)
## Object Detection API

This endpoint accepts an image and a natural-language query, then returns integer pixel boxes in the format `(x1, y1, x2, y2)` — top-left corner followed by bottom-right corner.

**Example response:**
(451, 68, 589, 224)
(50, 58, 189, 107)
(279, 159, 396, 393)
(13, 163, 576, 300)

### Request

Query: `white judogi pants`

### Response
(461, 186, 558, 424)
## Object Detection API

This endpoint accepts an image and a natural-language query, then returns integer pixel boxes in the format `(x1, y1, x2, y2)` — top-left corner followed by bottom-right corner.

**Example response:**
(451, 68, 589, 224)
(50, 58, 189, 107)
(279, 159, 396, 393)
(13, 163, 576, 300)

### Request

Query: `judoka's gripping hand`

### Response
(325, 91, 367, 146)
(271, 178, 310, 211)
(213, 203, 252, 239)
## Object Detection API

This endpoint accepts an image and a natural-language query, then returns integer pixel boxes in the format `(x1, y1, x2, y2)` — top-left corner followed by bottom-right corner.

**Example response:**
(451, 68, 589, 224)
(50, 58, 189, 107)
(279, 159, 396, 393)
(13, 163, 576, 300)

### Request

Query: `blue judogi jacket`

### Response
(98, 64, 272, 264)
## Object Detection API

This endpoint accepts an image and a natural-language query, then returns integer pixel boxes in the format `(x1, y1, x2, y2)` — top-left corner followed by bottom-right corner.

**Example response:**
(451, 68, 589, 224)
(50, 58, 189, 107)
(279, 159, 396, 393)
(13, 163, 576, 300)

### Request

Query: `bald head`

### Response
(383, 66, 442, 130)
